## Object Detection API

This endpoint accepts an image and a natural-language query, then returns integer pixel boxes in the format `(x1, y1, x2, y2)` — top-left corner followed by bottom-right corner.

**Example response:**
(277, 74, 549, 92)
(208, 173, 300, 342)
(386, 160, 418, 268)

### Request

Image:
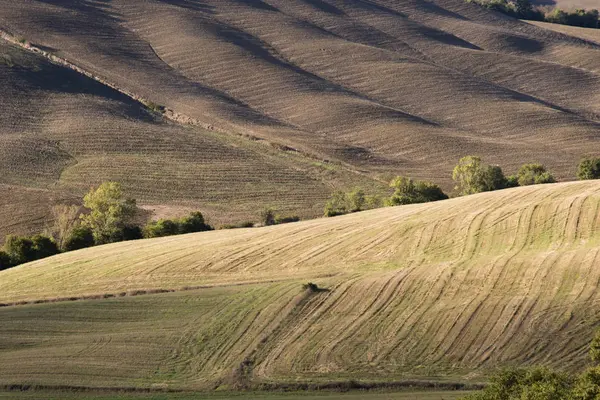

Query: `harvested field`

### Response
(1, 181, 600, 390)
(1, 0, 600, 236)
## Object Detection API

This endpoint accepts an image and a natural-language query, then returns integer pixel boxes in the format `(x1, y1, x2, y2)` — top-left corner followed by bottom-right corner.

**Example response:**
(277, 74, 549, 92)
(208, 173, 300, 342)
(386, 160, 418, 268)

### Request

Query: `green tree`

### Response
(3, 234, 58, 266)
(517, 164, 555, 186)
(178, 212, 212, 234)
(324, 191, 348, 217)
(453, 156, 507, 195)
(578, 157, 600, 180)
(3, 235, 34, 265)
(143, 219, 179, 238)
(80, 182, 138, 245)
(387, 176, 448, 206)
(347, 188, 366, 212)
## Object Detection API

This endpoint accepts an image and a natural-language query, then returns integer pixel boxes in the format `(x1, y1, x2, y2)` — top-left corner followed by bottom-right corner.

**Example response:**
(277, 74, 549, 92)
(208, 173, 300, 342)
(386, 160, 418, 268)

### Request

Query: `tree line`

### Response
(324, 156, 600, 217)
(0, 182, 213, 271)
(1, 157, 598, 270)
(463, 329, 600, 399)
(468, 0, 600, 29)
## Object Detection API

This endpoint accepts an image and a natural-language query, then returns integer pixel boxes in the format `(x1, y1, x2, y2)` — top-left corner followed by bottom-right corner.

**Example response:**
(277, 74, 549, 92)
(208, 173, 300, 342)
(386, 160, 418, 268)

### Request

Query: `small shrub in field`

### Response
(578, 157, 600, 180)
(302, 282, 320, 292)
(63, 226, 95, 252)
(386, 176, 448, 206)
(178, 212, 211, 233)
(517, 163, 555, 186)
(261, 208, 277, 226)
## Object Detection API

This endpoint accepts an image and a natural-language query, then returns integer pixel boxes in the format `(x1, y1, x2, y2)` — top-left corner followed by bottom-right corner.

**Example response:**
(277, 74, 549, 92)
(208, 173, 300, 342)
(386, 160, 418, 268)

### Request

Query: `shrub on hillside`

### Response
(546, 8, 599, 28)
(222, 221, 255, 229)
(3, 234, 59, 266)
(30, 235, 60, 260)
(144, 219, 180, 238)
(386, 176, 448, 206)
(517, 163, 555, 186)
(324, 191, 350, 217)
(63, 226, 95, 252)
(578, 157, 600, 180)
(3, 235, 35, 265)
(178, 212, 211, 234)
(346, 188, 366, 213)
(324, 188, 380, 217)
(110, 225, 144, 242)
(143, 212, 212, 239)
(453, 156, 508, 195)
(0, 251, 12, 271)
(260, 208, 277, 227)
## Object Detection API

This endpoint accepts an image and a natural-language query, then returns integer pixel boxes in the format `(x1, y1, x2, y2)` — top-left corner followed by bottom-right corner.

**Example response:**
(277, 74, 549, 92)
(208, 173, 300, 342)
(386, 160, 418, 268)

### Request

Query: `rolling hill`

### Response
(1, 181, 600, 391)
(1, 0, 600, 238)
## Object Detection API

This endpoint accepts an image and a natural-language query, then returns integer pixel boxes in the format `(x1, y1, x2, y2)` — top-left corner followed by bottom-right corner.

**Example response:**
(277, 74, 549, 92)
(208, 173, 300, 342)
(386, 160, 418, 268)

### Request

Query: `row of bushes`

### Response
(0, 182, 214, 271)
(465, 329, 600, 399)
(324, 156, 600, 217)
(468, 0, 599, 29)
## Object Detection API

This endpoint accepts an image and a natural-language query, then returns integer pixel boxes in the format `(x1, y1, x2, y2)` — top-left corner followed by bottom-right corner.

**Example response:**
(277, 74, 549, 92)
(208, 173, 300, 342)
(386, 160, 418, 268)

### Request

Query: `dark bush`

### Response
(30, 235, 59, 260)
(178, 212, 212, 234)
(112, 225, 144, 242)
(261, 208, 277, 226)
(143, 212, 213, 239)
(3, 234, 58, 266)
(3, 235, 35, 265)
(302, 282, 320, 292)
(0, 251, 12, 271)
(578, 157, 600, 180)
(506, 175, 519, 188)
(63, 226, 95, 252)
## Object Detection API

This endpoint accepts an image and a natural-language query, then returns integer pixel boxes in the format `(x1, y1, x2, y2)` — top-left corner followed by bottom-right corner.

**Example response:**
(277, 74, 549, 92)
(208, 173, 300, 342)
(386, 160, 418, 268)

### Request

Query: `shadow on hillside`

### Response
(232, 0, 279, 12)
(301, 0, 345, 15)
(155, 0, 216, 13)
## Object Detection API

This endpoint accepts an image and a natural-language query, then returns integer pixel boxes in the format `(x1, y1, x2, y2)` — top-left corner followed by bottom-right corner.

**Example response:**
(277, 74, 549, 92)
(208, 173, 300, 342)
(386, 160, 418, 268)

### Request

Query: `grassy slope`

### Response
(2, 0, 600, 237)
(1, 181, 600, 390)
